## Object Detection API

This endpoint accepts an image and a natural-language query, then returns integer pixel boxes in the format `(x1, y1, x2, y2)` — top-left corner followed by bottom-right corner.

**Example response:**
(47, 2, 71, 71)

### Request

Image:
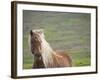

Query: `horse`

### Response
(29, 29, 72, 68)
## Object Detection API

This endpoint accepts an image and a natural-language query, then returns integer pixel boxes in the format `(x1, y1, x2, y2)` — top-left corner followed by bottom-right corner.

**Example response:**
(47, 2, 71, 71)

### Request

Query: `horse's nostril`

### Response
(30, 30, 33, 35)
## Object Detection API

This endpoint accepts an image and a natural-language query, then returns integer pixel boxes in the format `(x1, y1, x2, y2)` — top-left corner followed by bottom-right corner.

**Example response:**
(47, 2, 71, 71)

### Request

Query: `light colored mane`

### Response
(40, 36, 56, 67)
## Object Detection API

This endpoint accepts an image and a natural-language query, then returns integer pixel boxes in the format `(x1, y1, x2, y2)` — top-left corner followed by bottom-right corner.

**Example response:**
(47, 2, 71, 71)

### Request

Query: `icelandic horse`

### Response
(29, 29, 72, 68)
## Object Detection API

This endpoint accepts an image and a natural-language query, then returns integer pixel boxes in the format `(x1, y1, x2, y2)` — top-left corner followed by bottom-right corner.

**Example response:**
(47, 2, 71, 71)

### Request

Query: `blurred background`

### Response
(23, 10, 91, 69)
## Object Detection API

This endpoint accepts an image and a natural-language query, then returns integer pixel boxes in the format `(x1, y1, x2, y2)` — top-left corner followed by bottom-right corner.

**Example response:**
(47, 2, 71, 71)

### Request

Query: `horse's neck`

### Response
(41, 38, 55, 68)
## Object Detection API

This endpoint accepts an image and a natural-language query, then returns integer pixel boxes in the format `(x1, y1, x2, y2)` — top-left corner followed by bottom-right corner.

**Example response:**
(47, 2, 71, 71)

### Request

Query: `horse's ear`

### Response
(30, 30, 33, 36)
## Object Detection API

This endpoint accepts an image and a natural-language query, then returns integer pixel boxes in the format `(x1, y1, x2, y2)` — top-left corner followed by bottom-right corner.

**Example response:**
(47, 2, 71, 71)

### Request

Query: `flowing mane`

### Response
(30, 29, 72, 68)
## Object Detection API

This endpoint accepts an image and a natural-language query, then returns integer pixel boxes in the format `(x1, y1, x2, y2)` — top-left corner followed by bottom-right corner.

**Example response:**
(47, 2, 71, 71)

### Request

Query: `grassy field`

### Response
(23, 10, 91, 69)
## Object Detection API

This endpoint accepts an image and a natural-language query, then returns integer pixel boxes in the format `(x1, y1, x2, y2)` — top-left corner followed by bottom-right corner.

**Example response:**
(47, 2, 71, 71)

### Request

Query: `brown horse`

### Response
(29, 29, 72, 68)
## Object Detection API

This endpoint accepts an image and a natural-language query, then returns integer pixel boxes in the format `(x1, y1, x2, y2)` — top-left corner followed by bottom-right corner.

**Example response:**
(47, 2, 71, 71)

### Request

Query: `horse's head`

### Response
(30, 29, 44, 57)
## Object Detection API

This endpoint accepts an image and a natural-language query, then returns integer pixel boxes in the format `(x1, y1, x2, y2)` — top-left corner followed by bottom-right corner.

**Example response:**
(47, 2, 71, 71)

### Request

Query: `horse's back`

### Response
(55, 50, 72, 67)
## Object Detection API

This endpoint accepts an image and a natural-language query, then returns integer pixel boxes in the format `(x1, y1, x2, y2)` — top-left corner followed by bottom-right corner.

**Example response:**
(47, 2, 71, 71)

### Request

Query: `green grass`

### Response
(23, 11, 91, 69)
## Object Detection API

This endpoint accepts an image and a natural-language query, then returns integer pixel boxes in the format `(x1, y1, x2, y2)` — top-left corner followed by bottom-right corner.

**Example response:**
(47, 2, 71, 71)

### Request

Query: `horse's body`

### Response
(52, 51, 72, 67)
(30, 29, 72, 68)
(33, 51, 72, 68)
